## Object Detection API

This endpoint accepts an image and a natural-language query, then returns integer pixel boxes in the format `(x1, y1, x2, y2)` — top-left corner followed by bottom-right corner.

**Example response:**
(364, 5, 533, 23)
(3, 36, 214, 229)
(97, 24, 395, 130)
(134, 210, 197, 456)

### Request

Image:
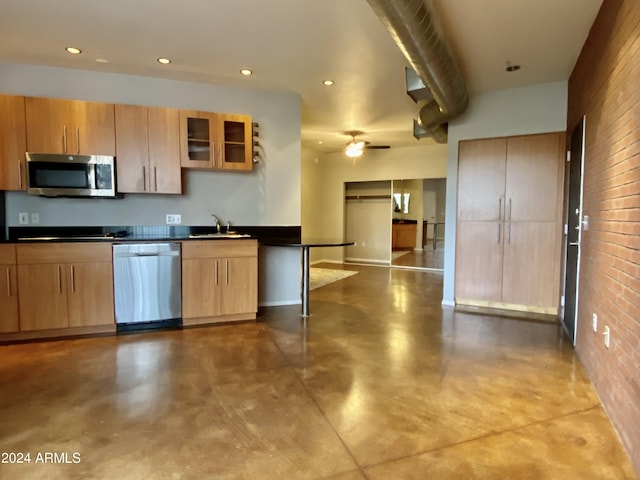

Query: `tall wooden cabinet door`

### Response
(73, 100, 115, 155)
(182, 258, 218, 318)
(0, 265, 19, 333)
(455, 221, 504, 303)
(0, 95, 27, 191)
(179, 110, 218, 169)
(501, 222, 560, 310)
(67, 262, 115, 327)
(17, 264, 68, 331)
(115, 104, 149, 193)
(218, 114, 253, 171)
(149, 107, 182, 193)
(25, 97, 73, 154)
(505, 133, 564, 222)
(458, 138, 507, 221)
(220, 257, 258, 315)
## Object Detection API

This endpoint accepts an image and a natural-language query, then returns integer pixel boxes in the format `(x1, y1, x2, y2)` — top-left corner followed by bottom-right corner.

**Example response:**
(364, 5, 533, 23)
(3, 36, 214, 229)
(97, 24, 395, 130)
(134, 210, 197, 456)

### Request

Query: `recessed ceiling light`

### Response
(317, 140, 324, 144)
(240, 69, 253, 76)
(95, 58, 109, 64)
(157, 58, 171, 65)
(505, 61, 521, 72)
(65, 47, 81, 54)
(323, 80, 334, 86)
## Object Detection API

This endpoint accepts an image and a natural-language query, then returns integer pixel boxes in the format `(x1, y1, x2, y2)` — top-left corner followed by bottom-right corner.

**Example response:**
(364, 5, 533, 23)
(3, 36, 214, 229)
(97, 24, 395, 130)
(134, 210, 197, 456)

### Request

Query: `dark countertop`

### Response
(6, 225, 301, 244)
(262, 237, 354, 248)
(392, 219, 418, 224)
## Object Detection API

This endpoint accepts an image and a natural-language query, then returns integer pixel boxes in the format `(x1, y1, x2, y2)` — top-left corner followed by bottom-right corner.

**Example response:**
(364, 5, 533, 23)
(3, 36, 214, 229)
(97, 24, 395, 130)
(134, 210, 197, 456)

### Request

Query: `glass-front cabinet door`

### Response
(179, 110, 218, 169)
(218, 114, 253, 171)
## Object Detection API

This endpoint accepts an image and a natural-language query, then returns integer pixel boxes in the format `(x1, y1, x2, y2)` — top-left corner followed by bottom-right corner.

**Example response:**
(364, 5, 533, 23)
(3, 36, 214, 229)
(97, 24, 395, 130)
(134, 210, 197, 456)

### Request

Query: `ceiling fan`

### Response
(344, 131, 391, 157)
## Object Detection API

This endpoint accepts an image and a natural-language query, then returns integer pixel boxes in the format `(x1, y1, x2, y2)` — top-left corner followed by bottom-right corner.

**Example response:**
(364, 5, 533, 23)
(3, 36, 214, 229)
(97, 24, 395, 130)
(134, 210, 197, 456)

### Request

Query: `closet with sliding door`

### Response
(455, 132, 565, 315)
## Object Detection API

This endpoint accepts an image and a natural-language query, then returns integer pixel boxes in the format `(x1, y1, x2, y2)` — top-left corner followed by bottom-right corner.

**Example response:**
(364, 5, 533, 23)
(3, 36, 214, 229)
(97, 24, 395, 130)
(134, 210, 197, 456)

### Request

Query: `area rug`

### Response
(309, 268, 358, 291)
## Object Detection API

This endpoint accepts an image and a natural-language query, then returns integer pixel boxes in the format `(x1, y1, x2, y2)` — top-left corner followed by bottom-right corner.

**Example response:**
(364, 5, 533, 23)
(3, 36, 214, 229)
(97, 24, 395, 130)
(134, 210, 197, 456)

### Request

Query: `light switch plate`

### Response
(18, 212, 29, 225)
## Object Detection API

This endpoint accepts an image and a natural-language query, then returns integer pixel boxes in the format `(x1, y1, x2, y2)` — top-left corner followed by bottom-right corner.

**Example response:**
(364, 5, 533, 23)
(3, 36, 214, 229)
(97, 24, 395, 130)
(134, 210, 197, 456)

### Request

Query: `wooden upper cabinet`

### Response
(0, 95, 27, 191)
(180, 110, 253, 171)
(506, 133, 564, 222)
(25, 97, 115, 155)
(180, 110, 217, 169)
(218, 113, 253, 171)
(457, 138, 507, 221)
(148, 107, 181, 193)
(115, 104, 181, 194)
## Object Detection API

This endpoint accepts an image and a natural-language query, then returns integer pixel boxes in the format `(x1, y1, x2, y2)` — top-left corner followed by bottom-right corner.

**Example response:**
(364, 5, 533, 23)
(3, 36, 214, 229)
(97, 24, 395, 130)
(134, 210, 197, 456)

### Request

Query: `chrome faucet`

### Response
(212, 214, 221, 233)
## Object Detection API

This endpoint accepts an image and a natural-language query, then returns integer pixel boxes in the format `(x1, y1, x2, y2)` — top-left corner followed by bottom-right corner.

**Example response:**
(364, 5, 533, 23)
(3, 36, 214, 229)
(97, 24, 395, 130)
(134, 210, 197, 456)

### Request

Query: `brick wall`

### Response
(567, 0, 640, 472)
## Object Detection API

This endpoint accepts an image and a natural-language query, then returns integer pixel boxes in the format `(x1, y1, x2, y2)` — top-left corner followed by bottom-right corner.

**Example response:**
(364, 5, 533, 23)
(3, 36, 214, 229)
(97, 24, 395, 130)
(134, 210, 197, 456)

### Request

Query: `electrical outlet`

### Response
(166, 214, 182, 225)
(30, 213, 40, 225)
(603, 326, 610, 349)
(18, 212, 29, 225)
(592, 313, 598, 332)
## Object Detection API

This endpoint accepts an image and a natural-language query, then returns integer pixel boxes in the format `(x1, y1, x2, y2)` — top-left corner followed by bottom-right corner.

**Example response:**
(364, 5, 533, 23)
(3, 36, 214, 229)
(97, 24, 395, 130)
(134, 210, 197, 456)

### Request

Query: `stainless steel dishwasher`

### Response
(113, 243, 182, 331)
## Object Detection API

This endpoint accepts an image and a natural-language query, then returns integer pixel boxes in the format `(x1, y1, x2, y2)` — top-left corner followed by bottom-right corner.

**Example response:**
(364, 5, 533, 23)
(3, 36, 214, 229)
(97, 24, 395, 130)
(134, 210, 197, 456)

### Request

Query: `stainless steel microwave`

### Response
(26, 153, 117, 198)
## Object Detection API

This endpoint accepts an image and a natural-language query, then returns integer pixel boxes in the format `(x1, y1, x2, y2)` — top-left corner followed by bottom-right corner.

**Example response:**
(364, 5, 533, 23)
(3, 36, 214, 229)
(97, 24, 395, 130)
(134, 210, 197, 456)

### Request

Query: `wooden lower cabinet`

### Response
(0, 245, 19, 333)
(392, 223, 417, 249)
(455, 221, 503, 303)
(182, 240, 258, 325)
(16, 243, 115, 333)
(501, 222, 561, 309)
(67, 262, 115, 328)
(456, 220, 561, 313)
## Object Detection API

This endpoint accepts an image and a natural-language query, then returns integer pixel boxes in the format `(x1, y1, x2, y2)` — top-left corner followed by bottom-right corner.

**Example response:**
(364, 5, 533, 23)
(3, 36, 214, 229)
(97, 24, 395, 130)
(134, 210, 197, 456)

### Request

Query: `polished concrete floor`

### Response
(391, 245, 444, 270)
(0, 264, 636, 479)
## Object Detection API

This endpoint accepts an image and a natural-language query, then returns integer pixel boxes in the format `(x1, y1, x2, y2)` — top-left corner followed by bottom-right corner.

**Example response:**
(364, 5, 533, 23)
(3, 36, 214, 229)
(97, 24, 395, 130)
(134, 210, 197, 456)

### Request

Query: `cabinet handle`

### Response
(154, 166, 158, 191)
(508, 198, 512, 221)
(225, 260, 229, 285)
(142, 166, 147, 191)
(70, 265, 75, 293)
(75, 125, 80, 154)
(17, 161, 23, 188)
(214, 261, 219, 286)
(5, 268, 10, 297)
(498, 197, 502, 221)
(498, 223, 501, 244)
(63, 125, 67, 153)
(57, 266, 62, 294)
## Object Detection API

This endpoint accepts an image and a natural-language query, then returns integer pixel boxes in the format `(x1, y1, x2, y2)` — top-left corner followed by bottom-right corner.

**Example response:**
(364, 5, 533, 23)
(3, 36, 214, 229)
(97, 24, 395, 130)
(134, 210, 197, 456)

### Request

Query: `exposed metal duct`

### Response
(367, 0, 469, 143)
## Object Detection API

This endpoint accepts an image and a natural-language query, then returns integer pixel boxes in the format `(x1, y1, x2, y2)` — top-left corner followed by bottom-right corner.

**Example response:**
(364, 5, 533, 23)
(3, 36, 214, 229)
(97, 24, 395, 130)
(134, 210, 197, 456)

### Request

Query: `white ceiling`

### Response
(0, 0, 602, 153)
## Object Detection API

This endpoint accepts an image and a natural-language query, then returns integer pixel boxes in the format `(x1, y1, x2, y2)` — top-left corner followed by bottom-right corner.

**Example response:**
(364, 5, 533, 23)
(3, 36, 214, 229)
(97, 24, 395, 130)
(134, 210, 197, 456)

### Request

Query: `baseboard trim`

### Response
(259, 299, 301, 307)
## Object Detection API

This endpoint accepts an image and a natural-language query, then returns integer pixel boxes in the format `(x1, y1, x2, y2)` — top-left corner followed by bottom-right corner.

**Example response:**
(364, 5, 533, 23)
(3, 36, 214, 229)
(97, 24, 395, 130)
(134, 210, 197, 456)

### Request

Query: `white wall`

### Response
(0, 61, 302, 306)
(303, 143, 448, 263)
(442, 81, 569, 305)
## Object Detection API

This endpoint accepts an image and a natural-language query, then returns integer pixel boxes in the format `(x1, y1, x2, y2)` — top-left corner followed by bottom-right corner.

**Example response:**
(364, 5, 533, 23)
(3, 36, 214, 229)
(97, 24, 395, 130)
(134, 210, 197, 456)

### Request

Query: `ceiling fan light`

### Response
(345, 144, 364, 157)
